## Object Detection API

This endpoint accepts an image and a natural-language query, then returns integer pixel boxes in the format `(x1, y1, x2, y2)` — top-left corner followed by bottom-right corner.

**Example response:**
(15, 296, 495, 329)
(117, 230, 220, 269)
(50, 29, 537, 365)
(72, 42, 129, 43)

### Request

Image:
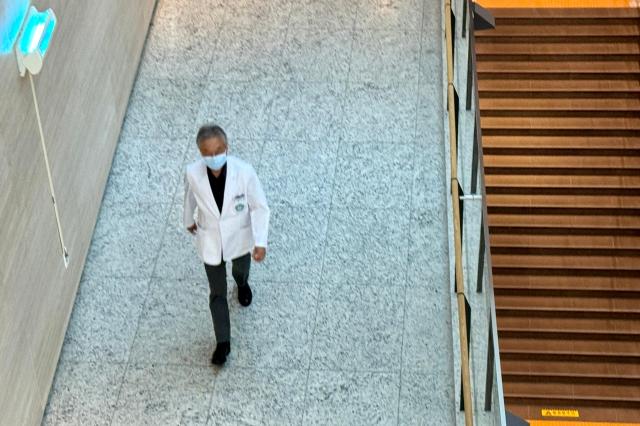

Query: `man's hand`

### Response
(187, 224, 197, 235)
(252, 246, 266, 262)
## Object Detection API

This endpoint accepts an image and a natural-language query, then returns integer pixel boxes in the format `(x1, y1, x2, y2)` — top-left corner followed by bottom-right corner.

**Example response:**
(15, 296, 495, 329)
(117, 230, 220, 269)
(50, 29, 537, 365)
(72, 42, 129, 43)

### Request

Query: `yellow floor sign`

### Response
(527, 408, 640, 425)
(541, 409, 580, 418)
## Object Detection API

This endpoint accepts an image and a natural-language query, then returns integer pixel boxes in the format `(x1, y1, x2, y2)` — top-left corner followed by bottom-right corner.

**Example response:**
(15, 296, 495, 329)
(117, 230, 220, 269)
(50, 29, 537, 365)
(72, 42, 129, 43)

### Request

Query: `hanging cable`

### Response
(29, 73, 69, 268)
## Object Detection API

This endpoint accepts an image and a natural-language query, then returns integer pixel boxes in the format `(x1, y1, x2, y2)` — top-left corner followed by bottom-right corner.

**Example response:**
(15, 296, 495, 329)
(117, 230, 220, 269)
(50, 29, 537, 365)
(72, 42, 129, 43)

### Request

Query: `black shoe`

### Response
(211, 341, 230, 366)
(238, 284, 252, 307)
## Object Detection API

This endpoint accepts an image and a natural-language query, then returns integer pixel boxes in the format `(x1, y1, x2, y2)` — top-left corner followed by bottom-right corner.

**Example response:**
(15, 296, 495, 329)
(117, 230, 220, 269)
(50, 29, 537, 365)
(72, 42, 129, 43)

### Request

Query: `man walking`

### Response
(183, 124, 270, 366)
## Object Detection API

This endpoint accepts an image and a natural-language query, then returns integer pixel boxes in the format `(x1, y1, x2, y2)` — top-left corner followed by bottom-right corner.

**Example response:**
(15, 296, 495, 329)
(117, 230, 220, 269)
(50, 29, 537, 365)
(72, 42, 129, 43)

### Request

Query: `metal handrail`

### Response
(463, 1, 507, 420)
(443, 0, 507, 424)
(444, 1, 473, 424)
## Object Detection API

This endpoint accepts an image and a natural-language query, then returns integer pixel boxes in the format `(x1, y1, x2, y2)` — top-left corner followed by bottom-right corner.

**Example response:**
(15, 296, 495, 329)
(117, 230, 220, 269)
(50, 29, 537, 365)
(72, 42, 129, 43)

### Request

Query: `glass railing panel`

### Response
(442, 0, 506, 424)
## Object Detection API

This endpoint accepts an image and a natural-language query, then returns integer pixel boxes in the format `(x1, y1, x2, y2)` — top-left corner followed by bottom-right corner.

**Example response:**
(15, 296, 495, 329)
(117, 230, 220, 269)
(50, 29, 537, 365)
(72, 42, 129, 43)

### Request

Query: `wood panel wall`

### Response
(0, 1, 156, 424)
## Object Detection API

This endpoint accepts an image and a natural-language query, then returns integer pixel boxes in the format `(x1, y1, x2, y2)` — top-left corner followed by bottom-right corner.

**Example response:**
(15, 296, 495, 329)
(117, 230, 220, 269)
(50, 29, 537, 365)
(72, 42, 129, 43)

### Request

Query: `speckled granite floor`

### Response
(42, 0, 453, 424)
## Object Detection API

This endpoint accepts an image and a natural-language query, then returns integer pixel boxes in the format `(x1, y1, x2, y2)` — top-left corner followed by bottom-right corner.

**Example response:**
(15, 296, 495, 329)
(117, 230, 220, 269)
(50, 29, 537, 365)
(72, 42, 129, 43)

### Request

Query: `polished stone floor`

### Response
(43, 0, 453, 424)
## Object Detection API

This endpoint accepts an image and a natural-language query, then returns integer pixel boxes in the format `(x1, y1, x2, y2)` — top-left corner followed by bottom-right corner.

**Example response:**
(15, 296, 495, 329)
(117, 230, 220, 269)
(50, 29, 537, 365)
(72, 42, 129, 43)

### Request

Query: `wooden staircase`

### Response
(475, 7, 640, 423)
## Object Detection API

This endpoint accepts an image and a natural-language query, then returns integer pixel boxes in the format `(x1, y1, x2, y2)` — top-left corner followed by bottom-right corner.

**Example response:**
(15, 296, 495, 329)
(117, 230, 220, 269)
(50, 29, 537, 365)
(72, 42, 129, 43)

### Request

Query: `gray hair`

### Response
(196, 124, 227, 146)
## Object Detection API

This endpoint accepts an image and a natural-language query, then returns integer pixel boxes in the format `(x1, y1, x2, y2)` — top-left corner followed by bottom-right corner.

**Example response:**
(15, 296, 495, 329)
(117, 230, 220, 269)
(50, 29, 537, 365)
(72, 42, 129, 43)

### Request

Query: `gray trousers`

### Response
(204, 252, 251, 343)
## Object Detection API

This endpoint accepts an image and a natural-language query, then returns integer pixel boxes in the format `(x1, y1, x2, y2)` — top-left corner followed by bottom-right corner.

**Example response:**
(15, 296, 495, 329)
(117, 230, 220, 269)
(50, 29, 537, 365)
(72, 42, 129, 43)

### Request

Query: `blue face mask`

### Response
(204, 151, 227, 170)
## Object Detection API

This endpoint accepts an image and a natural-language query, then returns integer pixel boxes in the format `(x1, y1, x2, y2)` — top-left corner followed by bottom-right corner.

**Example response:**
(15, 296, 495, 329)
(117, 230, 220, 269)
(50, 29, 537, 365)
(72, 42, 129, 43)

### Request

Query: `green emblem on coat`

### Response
(235, 203, 245, 212)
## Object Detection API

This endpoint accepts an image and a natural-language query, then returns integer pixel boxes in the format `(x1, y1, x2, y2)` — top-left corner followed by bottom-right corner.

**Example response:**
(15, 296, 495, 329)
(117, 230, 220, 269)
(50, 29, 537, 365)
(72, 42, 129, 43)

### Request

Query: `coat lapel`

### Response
(195, 159, 220, 217)
(220, 156, 236, 218)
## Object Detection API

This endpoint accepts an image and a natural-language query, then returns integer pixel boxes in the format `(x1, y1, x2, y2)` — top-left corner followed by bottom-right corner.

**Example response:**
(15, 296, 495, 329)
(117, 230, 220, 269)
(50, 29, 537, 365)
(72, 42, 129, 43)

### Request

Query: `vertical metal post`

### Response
(460, 295, 472, 411)
(451, 8, 456, 70)
(455, 89, 460, 155)
(472, 77, 484, 194)
(476, 216, 485, 293)
(465, 20, 475, 110)
(485, 318, 495, 411)
(462, 0, 468, 38)
(470, 119, 479, 194)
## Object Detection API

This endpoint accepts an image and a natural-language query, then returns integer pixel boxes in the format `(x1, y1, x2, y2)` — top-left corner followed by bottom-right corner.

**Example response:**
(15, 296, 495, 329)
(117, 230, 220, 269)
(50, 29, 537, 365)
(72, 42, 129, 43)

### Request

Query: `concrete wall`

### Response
(0, 1, 156, 424)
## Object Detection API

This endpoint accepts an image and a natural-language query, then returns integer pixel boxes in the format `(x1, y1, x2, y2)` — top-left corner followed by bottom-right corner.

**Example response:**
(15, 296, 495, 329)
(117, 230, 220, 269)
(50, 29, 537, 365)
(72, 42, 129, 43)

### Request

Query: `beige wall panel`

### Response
(0, 1, 156, 424)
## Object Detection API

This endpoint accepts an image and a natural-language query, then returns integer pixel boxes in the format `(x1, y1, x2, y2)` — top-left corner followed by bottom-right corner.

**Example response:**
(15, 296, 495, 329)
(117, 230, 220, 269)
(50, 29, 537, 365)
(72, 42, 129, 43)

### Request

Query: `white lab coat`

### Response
(183, 155, 270, 265)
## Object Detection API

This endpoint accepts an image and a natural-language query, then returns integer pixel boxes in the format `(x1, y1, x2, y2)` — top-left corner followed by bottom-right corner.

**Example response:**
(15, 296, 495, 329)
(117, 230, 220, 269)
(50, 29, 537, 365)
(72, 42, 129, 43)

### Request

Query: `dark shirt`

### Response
(207, 163, 227, 214)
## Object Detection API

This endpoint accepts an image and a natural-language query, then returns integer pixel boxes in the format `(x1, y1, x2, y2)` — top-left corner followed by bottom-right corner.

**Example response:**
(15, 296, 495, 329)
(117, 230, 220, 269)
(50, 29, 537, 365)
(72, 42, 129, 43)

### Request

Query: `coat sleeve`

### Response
(246, 165, 270, 247)
(183, 172, 197, 229)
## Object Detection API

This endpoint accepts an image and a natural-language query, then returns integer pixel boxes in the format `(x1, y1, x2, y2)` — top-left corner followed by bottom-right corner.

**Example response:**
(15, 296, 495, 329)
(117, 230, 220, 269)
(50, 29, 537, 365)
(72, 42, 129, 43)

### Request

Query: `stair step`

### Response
(480, 116, 640, 131)
(494, 275, 640, 291)
(485, 175, 640, 190)
(500, 330, 640, 342)
(504, 385, 640, 406)
(476, 35, 640, 46)
(497, 308, 640, 321)
(501, 359, 640, 379)
(476, 42, 640, 56)
(476, 23, 640, 37)
(483, 135, 640, 150)
(481, 76, 640, 90)
(499, 317, 640, 337)
(499, 337, 640, 359)
(493, 288, 640, 302)
(479, 97, 640, 112)
(504, 381, 640, 401)
(493, 275, 640, 294)
(487, 213, 640, 230)
(484, 148, 640, 157)
(482, 146, 640, 158)
(491, 253, 640, 271)
(482, 110, 639, 119)
(487, 193, 640, 208)
(490, 233, 640, 250)
(486, 185, 640, 197)
(491, 246, 640, 258)
(489, 226, 640, 238)
(477, 60, 640, 75)
(479, 78, 640, 94)
(501, 350, 640, 365)
(496, 289, 640, 319)
(484, 154, 640, 169)
(478, 53, 639, 63)
(485, 169, 639, 177)
(484, 130, 638, 138)
(504, 372, 640, 386)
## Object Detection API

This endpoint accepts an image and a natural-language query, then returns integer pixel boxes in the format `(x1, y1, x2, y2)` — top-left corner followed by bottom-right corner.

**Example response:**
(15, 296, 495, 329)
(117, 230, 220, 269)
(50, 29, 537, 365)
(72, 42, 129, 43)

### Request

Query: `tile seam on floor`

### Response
(120, 360, 405, 374)
(273, 3, 321, 425)
(262, 2, 295, 141)
(300, 4, 357, 424)
(299, 120, 340, 426)
(201, 0, 232, 86)
(396, 0, 431, 423)
(146, 276, 441, 287)
(107, 131, 189, 426)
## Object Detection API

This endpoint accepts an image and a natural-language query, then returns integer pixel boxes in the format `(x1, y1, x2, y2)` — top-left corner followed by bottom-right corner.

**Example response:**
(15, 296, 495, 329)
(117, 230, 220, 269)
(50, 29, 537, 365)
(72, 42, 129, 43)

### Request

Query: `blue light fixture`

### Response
(0, 0, 30, 54)
(15, 5, 56, 76)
